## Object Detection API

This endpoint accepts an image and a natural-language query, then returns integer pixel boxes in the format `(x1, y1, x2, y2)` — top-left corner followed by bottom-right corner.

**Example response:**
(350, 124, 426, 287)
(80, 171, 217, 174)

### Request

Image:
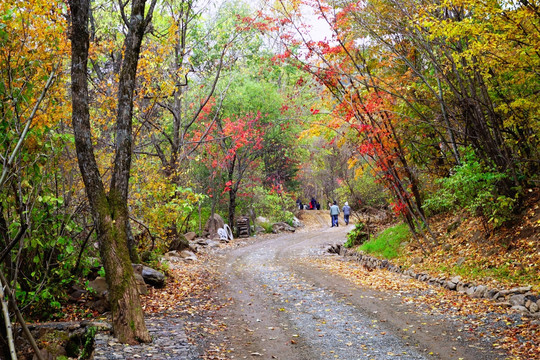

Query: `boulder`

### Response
(180, 251, 198, 262)
(472, 285, 487, 298)
(446, 281, 457, 290)
(292, 217, 304, 228)
(509, 294, 526, 307)
(272, 222, 295, 233)
(169, 234, 190, 252)
(132, 263, 143, 275)
(141, 266, 165, 288)
(163, 251, 182, 262)
(204, 213, 225, 237)
(134, 273, 148, 295)
(88, 277, 108, 295)
(184, 232, 197, 241)
(89, 298, 110, 313)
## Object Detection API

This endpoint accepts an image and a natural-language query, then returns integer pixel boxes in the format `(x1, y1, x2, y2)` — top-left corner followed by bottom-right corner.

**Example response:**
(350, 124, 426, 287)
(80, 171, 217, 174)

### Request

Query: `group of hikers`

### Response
(329, 201, 350, 227)
(296, 197, 321, 210)
(296, 197, 351, 227)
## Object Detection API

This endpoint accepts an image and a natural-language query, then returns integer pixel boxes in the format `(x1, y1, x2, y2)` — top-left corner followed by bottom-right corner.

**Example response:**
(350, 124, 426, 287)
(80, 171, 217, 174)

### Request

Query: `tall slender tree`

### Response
(69, 0, 156, 343)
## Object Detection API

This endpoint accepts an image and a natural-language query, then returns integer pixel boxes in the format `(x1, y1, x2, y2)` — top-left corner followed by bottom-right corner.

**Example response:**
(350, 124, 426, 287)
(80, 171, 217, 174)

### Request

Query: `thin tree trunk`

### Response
(0, 270, 43, 360)
(68, 0, 155, 344)
(0, 283, 16, 360)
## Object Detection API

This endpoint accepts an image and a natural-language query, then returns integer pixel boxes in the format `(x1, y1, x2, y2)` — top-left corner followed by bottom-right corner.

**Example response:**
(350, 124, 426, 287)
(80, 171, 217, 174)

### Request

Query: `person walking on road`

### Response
(330, 201, 340, 227)
(342, 202, 351, 225)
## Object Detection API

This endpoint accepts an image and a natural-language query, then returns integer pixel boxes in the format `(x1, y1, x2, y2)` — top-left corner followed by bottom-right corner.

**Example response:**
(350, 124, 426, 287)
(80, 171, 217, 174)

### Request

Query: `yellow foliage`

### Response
(0, 0, 69, 130)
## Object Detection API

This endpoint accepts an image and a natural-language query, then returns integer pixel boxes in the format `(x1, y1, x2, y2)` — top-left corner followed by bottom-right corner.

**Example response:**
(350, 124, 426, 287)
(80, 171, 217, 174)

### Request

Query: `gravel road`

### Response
(209, 218, 508, 360)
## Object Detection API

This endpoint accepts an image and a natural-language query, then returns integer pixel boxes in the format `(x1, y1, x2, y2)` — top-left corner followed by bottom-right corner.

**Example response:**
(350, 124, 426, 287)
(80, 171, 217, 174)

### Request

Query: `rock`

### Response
(456, 257, 466, 266)
(508, 286, 532, 294)
(255, 225, 265, 234)
(195, 238, 209, 246)
(272, 222, 295, 233)
(177, 250, 198, 261)
(411, 257, 423, 265)
(511, 305, 529, 313)
(88, 277, 108, 295)
(207, 240, 220, 248)
(184, 232, 197, 241)
(292, 217, 304, 228)
(133, 273, 148, 295)
(163, 251, 182, 262)
(134, 273, 144, 284)
(68, 288, 87, 302)
(138, 284, 148, 295)
(509, 294, 526, 307)
(132, 263, 143, 274)
(472, 285, 487, 298)
(494, 302, 512, 308)
(450, 276, 462, 283)
(256, 216, 269, 224)
(189, 242, 199, 253)
(204, 213, 225, 237)
(466, 286, 476, 296)
(142, 266, 165, 288)
(89, 298, 110, 314)
(446, 281, 457, 290)
(169, 234, 190, 252)
(486, 289, 500, 300)
(179, 250, 196, 258)
(526, 300, 539, 313)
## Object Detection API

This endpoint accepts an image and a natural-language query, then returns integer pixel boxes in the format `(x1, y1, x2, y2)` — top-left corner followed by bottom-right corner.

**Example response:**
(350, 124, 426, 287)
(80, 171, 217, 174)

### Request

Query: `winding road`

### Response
(210, 211, 507, 359)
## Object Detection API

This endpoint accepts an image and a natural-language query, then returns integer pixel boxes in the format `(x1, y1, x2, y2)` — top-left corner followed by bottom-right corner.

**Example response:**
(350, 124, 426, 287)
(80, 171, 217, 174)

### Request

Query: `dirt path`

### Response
(207, 212, 508, 359)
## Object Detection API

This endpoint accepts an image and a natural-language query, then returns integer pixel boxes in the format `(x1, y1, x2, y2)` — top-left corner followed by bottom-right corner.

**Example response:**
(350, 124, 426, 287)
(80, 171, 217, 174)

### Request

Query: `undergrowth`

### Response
(358, 223, 410, 259)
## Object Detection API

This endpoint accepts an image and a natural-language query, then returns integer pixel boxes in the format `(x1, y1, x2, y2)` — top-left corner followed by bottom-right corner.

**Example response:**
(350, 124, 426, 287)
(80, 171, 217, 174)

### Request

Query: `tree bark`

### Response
(68, 0, 155, 344)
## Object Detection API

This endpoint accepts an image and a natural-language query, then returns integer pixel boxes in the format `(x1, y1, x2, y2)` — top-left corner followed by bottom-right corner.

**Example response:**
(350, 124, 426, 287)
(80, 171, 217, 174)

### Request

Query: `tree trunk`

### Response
(228, 188, 237, 230)
(68, 0, 154, 344)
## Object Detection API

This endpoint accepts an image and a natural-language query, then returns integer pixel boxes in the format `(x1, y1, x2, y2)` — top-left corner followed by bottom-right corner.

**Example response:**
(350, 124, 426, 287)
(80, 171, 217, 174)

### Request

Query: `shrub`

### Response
(423, 148, 516, 227)
(344, 223, 369, 248)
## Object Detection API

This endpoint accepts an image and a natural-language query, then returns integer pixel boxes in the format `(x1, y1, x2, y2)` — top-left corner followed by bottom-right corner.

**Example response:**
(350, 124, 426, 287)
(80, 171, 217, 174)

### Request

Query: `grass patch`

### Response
(359, 223, 410, 259)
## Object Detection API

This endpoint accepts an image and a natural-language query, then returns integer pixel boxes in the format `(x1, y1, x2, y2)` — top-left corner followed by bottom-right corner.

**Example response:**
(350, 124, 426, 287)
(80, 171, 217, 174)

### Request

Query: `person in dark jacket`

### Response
(342, 202, 351, 225)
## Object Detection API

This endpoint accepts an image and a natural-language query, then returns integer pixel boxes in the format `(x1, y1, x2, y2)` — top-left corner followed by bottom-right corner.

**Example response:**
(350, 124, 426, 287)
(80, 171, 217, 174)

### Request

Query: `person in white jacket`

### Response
(342, 202, 351, 225)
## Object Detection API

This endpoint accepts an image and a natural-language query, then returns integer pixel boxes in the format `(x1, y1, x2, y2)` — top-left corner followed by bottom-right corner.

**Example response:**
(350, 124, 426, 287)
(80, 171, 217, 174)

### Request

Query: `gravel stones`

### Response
(92, 316, 198, 360)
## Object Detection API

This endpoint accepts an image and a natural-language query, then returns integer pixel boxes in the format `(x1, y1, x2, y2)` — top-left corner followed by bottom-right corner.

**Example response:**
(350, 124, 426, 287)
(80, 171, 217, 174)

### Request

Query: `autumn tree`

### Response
(69, 0, 156, 343)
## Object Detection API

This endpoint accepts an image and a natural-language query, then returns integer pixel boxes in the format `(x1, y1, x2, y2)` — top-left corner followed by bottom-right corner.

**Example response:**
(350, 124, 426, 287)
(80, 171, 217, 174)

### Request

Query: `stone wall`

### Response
(337, 246, 540, 316)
